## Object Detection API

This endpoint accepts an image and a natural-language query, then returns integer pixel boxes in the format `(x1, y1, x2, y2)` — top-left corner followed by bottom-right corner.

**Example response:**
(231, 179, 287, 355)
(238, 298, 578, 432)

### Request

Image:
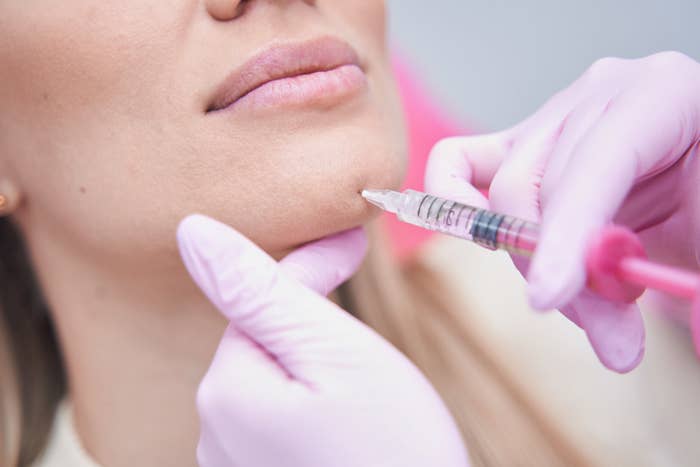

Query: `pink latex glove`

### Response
(177, 215, 468, 467)
(426, 52, 700, 373)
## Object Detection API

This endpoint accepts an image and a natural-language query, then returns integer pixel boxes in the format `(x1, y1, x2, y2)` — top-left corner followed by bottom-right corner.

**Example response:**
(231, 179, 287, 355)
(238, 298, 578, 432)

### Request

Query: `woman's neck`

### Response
(27, 224, 227, 467)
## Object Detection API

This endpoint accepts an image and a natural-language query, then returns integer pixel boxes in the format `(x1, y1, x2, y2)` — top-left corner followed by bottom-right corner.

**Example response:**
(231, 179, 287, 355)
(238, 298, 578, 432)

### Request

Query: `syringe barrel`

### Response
(396, 190, 539, 256)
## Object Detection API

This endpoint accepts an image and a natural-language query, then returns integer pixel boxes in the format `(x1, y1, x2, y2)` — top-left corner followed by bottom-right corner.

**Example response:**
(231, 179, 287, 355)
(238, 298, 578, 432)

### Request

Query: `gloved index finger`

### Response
(527, 89, 697, 310)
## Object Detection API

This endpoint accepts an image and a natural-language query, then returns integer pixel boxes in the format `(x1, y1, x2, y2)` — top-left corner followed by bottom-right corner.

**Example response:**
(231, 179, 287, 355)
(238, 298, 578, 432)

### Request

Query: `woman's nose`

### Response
(205, 0, 250, 21)
(205, 0, 316, 22)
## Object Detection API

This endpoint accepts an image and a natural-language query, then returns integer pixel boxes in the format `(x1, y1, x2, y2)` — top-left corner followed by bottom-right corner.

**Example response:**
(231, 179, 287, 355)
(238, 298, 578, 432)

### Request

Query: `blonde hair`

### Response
(0, 216, 591, 466)
(0, 309, 21, 466)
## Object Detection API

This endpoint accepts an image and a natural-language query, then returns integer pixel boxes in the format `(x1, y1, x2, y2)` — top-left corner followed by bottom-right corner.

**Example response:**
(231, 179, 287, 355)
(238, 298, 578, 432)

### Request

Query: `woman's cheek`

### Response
(0, 3, 183, 130)
(324, 0, 388, 47)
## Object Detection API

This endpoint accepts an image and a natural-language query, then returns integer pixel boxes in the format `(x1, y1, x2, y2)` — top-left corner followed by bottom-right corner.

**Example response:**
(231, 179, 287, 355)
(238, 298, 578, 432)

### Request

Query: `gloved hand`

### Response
(426, 51, 700, 372)
(177, 215, 469, 467)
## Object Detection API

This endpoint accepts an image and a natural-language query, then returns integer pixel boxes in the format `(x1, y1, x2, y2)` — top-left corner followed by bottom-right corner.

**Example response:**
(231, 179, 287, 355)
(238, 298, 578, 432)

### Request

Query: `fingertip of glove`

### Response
(527, 262, 586, 312)
(568, 292, 646, 373)
(177, 214, 216, 255)
(600, 341, 645, 374)
(176, 214, 254, 290)
(587, 311, 646, 374)
(177, 214, 252, 263)
(177, 214, 210, 275)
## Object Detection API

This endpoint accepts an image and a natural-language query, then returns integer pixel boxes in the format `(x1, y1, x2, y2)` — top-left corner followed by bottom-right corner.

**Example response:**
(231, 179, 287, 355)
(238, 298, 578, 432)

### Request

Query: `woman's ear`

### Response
(0, 177, 22, 217)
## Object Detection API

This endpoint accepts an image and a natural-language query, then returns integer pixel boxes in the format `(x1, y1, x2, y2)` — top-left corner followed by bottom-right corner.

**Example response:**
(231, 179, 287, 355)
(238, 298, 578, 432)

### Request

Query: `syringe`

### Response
(362, 189, 700, 305)
(363, 189, 539, 256)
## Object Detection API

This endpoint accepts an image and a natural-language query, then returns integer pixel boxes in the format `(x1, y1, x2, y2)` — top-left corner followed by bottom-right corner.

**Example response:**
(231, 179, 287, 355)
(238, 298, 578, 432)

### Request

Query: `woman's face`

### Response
(0, 1, 406, 269)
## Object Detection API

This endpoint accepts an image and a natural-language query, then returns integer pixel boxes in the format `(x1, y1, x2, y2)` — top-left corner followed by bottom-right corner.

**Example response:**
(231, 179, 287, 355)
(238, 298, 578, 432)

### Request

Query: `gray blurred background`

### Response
(387, 0, 700, 131)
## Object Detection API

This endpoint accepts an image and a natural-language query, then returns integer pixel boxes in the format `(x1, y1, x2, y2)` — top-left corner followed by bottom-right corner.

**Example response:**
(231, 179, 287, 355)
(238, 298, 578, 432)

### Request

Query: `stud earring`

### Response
(0, 180, 20, 216)
(0, 194, 9, 215)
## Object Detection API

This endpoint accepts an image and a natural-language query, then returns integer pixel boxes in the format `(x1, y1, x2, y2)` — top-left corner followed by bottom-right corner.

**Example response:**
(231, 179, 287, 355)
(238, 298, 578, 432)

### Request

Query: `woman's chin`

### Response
(268, 191, 381, 260)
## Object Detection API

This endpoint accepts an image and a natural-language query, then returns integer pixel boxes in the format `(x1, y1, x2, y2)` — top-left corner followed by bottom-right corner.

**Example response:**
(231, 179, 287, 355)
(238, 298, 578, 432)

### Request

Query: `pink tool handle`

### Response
(586, 225, 700, 357)
(586, 226, 648, 303)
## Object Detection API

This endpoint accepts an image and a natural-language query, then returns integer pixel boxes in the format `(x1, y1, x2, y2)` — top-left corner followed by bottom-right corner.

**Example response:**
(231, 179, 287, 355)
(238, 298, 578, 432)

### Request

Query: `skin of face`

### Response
(0, 0, 406, 270)
(0, 2, 407, 465)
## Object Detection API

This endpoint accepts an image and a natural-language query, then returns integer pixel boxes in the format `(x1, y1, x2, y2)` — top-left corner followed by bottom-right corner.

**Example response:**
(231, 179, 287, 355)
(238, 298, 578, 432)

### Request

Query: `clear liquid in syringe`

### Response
(364, 189, 539, 256)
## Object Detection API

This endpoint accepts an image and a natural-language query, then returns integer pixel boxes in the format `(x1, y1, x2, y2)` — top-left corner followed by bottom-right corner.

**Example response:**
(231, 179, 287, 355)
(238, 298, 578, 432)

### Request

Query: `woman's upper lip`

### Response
(208, 36, 362, 113)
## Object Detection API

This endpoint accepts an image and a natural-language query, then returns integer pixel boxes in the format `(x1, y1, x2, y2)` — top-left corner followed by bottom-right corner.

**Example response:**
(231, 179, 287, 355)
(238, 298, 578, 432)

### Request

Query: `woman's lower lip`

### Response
(225, 64, 367, 112)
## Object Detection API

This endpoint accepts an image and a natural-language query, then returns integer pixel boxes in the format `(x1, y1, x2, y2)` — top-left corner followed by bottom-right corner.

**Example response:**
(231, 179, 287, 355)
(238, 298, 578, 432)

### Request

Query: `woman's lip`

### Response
(207, 36, 365, 113)
(232, 64, 367, 112)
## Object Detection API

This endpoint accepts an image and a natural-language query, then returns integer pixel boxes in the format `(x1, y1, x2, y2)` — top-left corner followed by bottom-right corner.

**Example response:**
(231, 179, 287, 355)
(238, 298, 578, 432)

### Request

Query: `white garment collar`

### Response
(34, 402, 100, 467)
